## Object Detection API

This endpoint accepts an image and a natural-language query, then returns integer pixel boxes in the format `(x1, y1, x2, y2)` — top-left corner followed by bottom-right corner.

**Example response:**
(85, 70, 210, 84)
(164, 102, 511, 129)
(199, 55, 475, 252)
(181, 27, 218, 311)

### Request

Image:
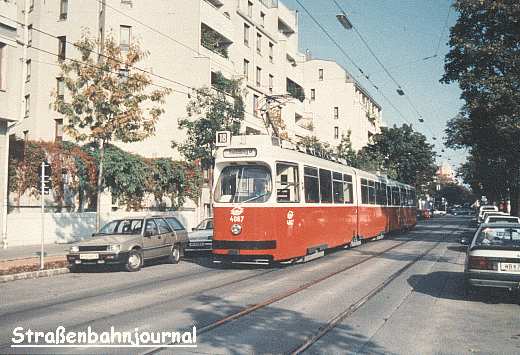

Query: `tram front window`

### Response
(215, 165, 272, 203)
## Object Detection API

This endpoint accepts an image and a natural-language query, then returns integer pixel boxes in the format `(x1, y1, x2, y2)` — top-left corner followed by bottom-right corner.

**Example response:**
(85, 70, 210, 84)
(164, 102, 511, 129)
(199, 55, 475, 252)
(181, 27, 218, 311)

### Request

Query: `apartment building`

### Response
(1, 0, 22, 247)
(7, 0, 382, 217)
(303, 59, 382, 150)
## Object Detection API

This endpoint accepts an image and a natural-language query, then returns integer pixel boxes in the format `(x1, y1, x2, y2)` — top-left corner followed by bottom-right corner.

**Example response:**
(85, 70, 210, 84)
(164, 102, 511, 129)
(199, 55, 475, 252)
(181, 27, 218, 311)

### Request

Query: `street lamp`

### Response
(336, 13, 353, 30)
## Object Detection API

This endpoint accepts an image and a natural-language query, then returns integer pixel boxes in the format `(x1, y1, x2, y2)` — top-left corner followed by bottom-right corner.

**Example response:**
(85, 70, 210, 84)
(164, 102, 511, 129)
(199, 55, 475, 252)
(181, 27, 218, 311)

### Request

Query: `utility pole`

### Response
(40, 161, 51, 270)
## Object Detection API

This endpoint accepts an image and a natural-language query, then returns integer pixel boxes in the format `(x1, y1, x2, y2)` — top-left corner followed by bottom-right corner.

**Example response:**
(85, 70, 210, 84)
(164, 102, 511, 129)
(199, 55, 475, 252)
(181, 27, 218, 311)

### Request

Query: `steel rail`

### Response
(141, 221, 454, 355)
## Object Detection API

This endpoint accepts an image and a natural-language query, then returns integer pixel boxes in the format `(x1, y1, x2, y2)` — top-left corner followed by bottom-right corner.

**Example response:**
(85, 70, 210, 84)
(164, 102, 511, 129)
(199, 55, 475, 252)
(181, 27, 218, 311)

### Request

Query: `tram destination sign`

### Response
(223, 148, 257, 158)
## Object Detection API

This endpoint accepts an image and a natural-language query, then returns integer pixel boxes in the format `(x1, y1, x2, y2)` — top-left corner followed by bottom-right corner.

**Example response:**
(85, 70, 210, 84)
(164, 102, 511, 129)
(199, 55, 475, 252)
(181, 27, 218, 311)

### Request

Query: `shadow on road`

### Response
(181, 293, 396, 355)
(408, 271, 520, 305)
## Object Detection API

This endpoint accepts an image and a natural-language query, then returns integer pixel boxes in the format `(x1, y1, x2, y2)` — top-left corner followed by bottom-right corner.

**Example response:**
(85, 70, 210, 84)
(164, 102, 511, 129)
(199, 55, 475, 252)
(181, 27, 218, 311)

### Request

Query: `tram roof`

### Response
(215, 134, 414, 190)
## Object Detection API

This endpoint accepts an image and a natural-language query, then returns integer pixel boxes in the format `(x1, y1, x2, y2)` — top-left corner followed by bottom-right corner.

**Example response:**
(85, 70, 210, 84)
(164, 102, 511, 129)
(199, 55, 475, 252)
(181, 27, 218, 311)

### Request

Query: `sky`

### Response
(282, 0, 466, 172)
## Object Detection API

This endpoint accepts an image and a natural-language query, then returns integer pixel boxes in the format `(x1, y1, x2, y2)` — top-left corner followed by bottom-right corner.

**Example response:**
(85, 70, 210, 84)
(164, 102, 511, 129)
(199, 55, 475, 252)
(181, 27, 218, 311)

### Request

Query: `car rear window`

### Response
(476, 227, 520, 246)
(165, 217, 185, 231)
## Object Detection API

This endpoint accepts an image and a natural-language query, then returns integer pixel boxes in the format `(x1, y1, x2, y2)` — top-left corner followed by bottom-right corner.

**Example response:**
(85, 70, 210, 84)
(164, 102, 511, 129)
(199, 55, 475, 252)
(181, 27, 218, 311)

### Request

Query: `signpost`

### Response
(40, 161, 51, 270)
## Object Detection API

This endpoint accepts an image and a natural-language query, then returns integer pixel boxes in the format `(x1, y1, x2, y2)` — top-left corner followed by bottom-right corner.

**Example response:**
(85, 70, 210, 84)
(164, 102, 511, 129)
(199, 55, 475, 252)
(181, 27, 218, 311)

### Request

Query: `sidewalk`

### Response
(0, 244, 69, 278)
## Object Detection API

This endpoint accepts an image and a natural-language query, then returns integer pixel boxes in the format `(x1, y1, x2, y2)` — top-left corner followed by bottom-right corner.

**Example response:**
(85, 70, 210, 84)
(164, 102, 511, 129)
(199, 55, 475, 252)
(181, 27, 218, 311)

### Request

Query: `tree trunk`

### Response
(95, 141, 104, 231)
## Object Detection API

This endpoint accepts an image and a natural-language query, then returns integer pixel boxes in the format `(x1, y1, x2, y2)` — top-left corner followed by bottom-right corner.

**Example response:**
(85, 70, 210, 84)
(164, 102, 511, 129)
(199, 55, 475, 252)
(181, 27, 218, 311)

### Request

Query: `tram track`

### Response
(141, 220, 462, 355)
(289, 224, 459, 354)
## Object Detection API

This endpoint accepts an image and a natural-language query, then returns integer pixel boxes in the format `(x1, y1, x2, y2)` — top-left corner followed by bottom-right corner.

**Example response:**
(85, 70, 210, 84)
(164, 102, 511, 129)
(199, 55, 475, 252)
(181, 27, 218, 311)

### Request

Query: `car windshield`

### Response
(98, 219, 143, 235)
(195, 219, 213, 230)
(475, 227, 520, 247)
(214, 165, 272, 203)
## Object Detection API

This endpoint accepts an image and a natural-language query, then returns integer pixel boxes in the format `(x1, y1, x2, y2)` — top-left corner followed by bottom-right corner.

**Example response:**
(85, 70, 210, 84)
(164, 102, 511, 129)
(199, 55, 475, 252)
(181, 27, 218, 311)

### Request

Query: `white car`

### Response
(463, 223, 520, 293)
(480, 211, 509, 225)
(484, 215, 520, 224)
(186, 218, 213, 251)
(476, 205, 498, 223)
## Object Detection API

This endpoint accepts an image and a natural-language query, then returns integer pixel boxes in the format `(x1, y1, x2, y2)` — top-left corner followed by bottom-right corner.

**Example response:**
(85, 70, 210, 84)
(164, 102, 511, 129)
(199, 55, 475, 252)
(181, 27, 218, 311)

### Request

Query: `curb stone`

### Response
(0, 267, 69, 283)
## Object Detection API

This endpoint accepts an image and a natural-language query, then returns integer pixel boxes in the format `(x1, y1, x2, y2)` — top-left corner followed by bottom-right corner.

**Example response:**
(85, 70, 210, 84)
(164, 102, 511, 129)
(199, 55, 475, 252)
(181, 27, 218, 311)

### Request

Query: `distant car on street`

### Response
(479, 211, 509, 225)
(463, 223, 520, 294)
(477, 205, 498, 223)
(67, 215, 188, 272)
(186, 218, 213, 252)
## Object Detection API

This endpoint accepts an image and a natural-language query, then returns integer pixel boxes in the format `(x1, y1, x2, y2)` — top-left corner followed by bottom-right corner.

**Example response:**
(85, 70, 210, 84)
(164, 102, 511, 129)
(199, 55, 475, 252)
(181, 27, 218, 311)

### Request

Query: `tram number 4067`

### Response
(230, 216, 244, 223)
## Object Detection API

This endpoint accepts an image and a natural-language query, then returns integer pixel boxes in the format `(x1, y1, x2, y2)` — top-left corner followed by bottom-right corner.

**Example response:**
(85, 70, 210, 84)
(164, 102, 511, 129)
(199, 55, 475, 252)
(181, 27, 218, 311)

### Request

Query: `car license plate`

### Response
(500, 263, 520, 272)
(191, 242, 204, 247)
(80, 253, 99, 260)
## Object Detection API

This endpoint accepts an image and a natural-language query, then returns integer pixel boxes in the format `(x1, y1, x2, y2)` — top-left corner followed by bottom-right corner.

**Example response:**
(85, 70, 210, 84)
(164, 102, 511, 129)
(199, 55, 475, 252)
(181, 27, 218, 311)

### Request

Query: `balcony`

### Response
(286, 78, 305, 102)
(201, 23, 232, 59)
(0, 1, 17, 30)
(200, 0, 233, 40)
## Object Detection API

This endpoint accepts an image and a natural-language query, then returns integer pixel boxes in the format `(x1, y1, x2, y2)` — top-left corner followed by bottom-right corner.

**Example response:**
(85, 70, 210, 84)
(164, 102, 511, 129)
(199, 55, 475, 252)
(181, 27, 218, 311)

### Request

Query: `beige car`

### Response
(67, 215, 188, 272)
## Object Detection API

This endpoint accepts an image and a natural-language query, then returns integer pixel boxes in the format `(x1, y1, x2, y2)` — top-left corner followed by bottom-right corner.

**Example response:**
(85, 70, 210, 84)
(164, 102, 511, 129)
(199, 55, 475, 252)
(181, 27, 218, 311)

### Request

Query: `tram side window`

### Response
(343, 174, 353, 204)
(381, 183, 388, 205)
(361, 178, 369, 204)
(392, 186, 400, 206)
(319, 169, 333, 203)
(411, 190, 416, 207)
(368, 180, 376, 204)
(276, 163, 300, 203)
(304, 167, 319, 203)
(387, 185, 392, 206)
(332, 172, 344, 203)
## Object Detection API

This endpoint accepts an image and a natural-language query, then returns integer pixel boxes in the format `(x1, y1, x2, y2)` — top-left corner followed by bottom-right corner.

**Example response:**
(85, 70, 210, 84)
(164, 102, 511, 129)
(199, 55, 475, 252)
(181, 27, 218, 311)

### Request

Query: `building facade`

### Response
(6, 0, 382, 224)
(1, 0, 22, 248)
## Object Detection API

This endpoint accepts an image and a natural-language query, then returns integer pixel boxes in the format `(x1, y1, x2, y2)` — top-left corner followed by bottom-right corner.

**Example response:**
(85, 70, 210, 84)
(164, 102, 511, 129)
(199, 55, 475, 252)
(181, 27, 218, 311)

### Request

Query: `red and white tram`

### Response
(212, 134, 416, 263)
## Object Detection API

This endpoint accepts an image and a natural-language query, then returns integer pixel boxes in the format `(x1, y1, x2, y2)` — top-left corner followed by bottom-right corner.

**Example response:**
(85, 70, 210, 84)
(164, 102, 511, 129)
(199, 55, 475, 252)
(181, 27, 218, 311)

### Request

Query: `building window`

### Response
(26, 59, 31, 82)
(0, 43, 6, 90)
(243, 23, 250, 47)
(58, 36, 66, 61)
(310, 89, 315, 100)
(269, 74, 273, 93)
(60, 0, 68, 20)
(318, 68, 323, 80)
(28, 25, 33, 46)
(247, 1, 253, 18)
(269, 42, 274, 63)
(253, 94, 259, 116)
(260, 12, 265, 26)
(25, 94, 30, 117)
(256, 66, 261, 87)
(256, 33, 262, 54)
(120, 26, 131, 51)
(57, 77, 65, 100)
(334, 106, 339, 119)
(243, 59, 249, 80)
(334, 126, 339, 139)
(55, 119, 64, 141)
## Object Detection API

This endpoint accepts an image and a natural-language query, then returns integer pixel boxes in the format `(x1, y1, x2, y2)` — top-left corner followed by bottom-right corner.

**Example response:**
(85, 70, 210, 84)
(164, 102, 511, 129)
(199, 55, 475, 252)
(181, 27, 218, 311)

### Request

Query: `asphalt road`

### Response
(0, 216, 519, 354)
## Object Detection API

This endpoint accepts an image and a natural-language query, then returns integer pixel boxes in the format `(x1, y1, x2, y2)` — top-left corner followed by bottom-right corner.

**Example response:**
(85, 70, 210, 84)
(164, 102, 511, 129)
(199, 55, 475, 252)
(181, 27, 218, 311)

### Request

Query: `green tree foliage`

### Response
(335, 130, 358, 166)
(8, 141, 202, 211)
(434, 183, 476, 206)
(53, 33, 170, 226)
(441, 0, 520, 214)
(358, 124, 437, 192)
(174, 72, 245, 169)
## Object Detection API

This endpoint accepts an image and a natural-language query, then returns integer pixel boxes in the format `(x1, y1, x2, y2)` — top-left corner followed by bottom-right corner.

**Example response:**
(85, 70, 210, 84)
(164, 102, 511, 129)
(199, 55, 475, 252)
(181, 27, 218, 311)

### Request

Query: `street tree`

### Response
(358, 124, 437, 194)
(335, 130, 358, 166)
(53, 34, 170, 229)
(173, 72, 245, 202)
(441, 0, 520, 214)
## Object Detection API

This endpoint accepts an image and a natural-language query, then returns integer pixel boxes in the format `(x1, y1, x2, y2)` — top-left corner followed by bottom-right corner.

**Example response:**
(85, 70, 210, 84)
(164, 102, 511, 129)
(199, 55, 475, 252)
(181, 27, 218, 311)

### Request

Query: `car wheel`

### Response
(125, 250, 142, 272)
(167, 244, 181, 264)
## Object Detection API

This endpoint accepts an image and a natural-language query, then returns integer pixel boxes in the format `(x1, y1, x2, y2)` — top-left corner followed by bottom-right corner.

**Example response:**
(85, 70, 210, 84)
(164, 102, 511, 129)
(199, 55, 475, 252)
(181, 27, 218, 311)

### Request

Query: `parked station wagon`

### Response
(67, 215, 188, 272)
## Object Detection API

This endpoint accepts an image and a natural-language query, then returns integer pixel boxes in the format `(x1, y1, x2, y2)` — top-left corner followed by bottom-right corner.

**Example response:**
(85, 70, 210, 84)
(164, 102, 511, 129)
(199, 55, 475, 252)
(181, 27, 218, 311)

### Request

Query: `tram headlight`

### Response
(231, 224, 242, 235)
